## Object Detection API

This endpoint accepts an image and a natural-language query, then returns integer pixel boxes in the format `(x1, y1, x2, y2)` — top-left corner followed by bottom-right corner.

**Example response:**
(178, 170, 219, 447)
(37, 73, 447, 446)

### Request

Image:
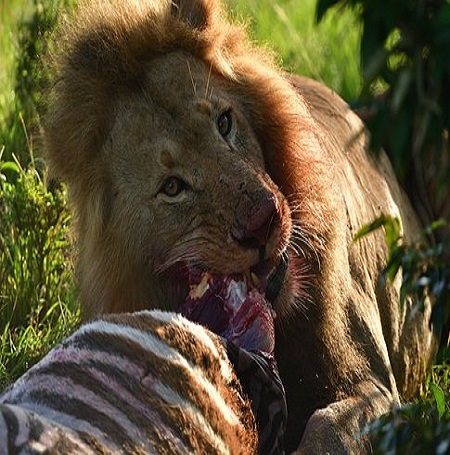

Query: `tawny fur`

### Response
(44, 0, 437, 452)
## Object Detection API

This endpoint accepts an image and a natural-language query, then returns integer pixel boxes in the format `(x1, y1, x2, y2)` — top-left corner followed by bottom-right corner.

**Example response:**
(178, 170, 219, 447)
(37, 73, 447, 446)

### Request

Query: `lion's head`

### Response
(45, 0, 326, 321)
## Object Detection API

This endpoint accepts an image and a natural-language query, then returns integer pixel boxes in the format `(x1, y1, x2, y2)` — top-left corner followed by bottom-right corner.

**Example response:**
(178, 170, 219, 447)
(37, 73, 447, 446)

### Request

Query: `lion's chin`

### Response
(177, 253, 289, 356)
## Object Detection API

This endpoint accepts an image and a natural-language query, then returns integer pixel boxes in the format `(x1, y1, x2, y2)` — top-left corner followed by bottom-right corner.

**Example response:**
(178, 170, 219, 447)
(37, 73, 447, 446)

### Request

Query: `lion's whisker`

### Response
(205, 64, 212, 99)
(186, 60, 197, 96)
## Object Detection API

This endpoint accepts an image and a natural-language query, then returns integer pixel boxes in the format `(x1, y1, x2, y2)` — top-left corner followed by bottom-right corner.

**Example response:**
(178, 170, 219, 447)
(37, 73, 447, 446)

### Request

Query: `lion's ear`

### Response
(170, 0, 215, 30)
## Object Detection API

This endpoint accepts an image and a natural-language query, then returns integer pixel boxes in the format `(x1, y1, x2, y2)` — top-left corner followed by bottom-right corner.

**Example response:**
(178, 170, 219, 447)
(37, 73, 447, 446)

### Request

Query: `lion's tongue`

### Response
(179, 270, 275, 356)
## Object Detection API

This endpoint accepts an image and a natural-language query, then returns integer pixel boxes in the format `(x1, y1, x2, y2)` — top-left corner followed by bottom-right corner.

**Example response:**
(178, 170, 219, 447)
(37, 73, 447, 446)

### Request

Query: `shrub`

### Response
(0, 155, 78, 390)
(1, 0, 74, 165)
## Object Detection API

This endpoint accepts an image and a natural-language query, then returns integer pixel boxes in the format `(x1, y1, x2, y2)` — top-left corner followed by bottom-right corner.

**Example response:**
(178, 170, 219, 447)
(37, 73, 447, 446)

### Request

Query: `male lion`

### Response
(45, 0, 437, 452)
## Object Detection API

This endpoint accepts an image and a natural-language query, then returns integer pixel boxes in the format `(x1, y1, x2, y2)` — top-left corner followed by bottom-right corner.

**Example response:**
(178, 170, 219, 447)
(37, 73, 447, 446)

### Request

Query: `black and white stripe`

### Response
(0, 310, 258, 454)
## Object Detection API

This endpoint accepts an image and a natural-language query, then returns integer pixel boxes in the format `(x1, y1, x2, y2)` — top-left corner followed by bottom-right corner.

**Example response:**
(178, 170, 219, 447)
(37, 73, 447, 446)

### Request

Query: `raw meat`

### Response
(179, 269, 276, 356)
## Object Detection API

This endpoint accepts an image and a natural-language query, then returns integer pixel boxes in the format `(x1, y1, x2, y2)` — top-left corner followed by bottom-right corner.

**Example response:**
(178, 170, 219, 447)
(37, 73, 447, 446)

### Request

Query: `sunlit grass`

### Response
(0, 0, 34, 159)
(228, 0, 361, 100)
(0, 152, 78, 391)
(1, 0, 79, 388)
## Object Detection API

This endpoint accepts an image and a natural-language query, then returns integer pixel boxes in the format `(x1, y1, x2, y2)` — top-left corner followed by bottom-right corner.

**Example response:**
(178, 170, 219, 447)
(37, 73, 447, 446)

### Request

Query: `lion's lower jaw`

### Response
(80, 248, 293, 322)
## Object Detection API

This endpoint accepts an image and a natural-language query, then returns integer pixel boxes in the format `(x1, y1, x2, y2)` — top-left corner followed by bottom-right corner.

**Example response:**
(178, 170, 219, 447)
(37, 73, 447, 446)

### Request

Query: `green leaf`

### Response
(353, 215, 390, 241)
(384, 216, 401, 249)
(425, 219, 447, 236)
(385, 245, 403, 283)
(0, 161, 20, 175)
(429, 383, 446, 419)
(353, 215, 401, 249)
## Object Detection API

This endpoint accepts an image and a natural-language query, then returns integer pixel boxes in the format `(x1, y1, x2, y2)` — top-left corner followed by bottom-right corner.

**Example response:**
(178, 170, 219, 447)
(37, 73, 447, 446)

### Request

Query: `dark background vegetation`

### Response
(0, 0, 449, 451)
(318, 0, 450, 450)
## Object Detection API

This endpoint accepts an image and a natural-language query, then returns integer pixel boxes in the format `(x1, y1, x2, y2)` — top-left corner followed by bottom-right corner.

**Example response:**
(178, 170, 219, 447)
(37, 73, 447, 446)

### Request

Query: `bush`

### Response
(317, 0, 450, 188)
(1, 0, 74, 165)
(0, 155, 78, 390)
(363, 361, 450, 454)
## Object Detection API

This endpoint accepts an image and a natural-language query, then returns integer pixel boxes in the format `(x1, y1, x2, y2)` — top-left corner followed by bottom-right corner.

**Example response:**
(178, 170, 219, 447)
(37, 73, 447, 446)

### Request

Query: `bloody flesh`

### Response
(179, 269, 276, 356)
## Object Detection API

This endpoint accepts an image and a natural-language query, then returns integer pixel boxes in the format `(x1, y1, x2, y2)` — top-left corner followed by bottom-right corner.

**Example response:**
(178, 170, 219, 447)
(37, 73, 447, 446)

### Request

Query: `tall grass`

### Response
(0, 0, 32, 162)
(228, 0, 361, 101)
(1, 0, 66, 165)
(0, 151, 78, 390)
(0, 0, 78, 390)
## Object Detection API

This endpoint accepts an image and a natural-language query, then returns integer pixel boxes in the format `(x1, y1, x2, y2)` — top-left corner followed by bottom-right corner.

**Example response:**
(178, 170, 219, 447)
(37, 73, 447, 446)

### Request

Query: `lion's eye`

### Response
(217, 109, 232, 137)
(161, 176, 186, 197)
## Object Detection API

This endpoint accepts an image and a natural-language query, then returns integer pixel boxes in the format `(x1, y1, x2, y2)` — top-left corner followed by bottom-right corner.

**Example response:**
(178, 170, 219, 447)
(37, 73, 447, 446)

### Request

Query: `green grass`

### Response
(0, 154, 79, 390)
(0, 0, 27, 110)
(227, 0, 362, 100)
(0, 0, 34, 163)
(0, 0, 20, 158)
(0, 0, 78, 390)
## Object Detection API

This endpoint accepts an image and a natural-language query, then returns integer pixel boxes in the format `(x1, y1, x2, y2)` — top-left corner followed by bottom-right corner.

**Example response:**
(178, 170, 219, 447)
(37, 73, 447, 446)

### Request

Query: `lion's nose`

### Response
(231, 194, 280, 249)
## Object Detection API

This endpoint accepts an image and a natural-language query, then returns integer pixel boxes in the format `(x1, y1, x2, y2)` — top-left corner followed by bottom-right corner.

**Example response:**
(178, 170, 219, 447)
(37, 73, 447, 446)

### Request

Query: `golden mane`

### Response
(45, 0, 322, 207)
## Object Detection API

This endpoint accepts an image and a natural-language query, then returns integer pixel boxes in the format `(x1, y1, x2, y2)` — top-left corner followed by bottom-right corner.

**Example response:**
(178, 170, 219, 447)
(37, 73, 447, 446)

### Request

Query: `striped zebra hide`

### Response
(0, 310, 286, 454)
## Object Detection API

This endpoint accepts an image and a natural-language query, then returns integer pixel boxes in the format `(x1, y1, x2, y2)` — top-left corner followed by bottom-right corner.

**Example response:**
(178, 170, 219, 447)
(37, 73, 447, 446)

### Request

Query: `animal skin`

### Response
(0, 311, 258, 454)
(44, 0, 437, 452)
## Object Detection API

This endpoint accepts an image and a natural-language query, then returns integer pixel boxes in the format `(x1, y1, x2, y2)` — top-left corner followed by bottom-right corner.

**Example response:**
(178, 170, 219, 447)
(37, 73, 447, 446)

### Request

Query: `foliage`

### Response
(385, 219, 450, 347)
(0, 153, 78, 390)
(361, 357, 450, 454)
(356, 216, 450, 346)
(340, 0, 450, 449)
(316, 0, 450, 188)
(353, 200, 450, 453)
(354, 218, 450, 446)
(1, 0, 73, 165)
(330, 0, 450, 350)
(363, 397, 450, 454)
(228, 0, 361, 100)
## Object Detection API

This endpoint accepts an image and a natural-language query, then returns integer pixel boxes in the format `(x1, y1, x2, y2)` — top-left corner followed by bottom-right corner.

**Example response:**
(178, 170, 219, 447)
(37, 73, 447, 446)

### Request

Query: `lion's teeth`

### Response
(251, 272, 260, 286)
(189, 272, 210, 298)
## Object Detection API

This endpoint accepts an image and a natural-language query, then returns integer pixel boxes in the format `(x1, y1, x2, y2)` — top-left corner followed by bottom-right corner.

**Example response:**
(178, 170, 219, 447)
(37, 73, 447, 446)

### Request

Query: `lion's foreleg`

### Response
(294, 380, 393, 455)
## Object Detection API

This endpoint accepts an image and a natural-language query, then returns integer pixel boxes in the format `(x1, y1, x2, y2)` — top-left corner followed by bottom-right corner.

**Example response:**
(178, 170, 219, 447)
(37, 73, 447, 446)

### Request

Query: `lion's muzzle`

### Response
(231, 192, 282, 258)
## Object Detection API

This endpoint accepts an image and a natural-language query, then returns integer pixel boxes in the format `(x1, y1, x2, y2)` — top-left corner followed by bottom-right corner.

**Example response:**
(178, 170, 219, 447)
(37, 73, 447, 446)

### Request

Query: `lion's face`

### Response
(99, 52, 291, 311)
(45, 0, 315, 320)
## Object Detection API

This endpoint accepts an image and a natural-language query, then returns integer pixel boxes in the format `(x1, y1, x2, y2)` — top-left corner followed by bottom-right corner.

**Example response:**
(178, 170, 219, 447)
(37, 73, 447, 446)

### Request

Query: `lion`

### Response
(44, 0, 437, 452)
